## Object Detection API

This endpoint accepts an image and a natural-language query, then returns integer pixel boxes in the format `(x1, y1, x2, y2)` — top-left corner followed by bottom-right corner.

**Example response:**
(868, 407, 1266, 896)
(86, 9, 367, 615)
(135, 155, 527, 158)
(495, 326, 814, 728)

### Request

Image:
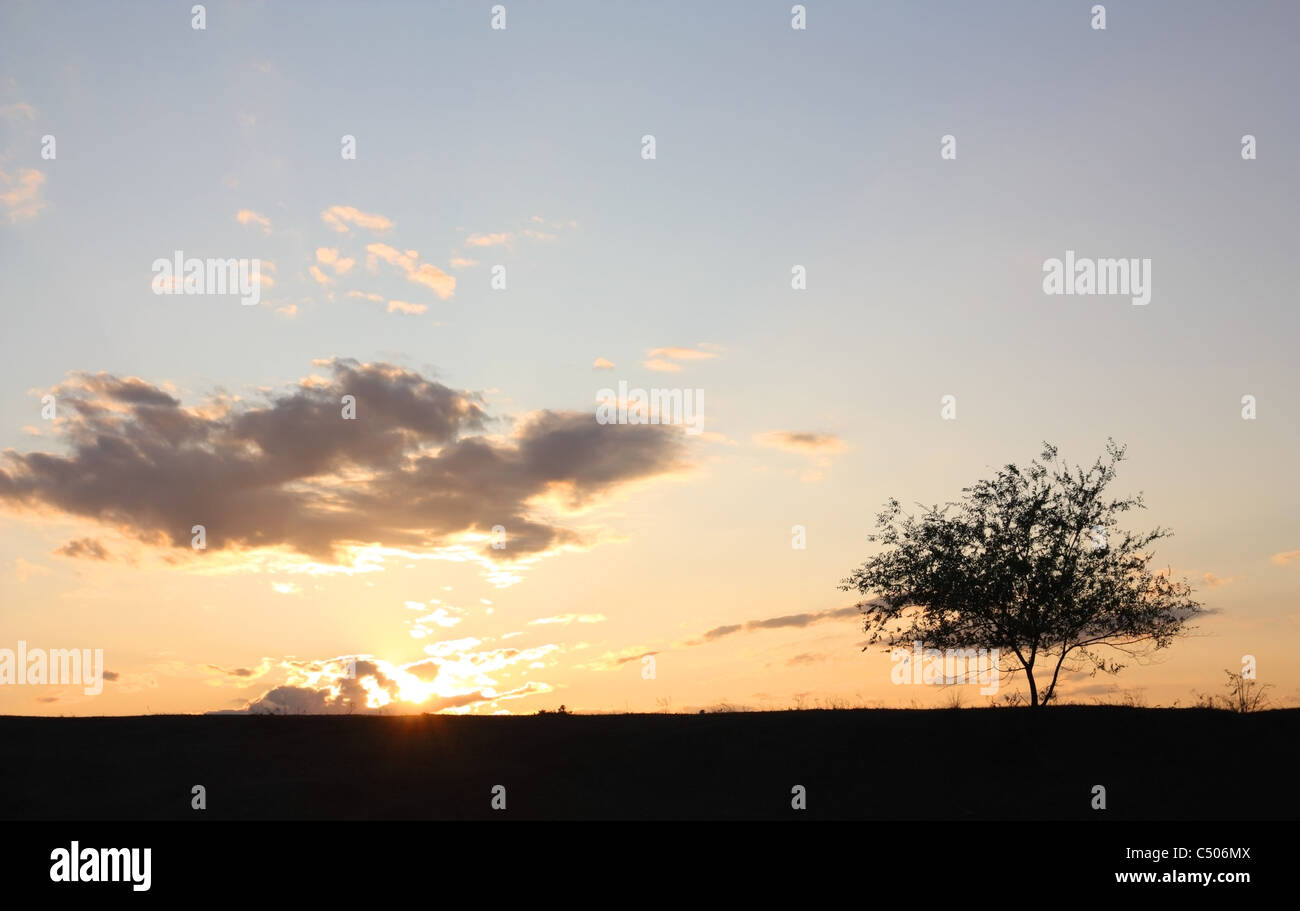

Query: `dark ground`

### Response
(2, 707, 1297, 820)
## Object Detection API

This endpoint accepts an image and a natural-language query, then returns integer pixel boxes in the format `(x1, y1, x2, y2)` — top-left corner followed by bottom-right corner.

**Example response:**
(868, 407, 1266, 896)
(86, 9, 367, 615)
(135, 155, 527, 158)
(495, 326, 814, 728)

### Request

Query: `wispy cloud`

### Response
(0, 101, 36, 121)
(54, 537, 111, 561)
(464, 232, 513, 250)
(365, 243, 455, 300)
(321, 205, 393, 234)
(642, 345, 721, 372)
(689, 606, 860, 645)
(0, 167, 46, 221)
(528, 614, 607, 626)
(752, 431, 847, 454)
(386, 299, 426, 315)
(236, 209, 272, 233)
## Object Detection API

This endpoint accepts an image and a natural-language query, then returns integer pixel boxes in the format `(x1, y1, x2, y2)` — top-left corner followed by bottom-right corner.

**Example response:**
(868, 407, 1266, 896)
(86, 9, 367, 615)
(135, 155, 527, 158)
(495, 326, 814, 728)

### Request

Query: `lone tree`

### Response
(840, 441, 1201, 707)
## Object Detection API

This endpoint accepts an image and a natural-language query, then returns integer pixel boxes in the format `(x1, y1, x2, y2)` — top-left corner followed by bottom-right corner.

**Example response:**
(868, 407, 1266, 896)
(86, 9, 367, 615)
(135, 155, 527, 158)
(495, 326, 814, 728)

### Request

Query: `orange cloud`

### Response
(236, 209, 272, 233)
(321, 205, 393, 234)
(315, 247, 355, 274)
(647, 347, 719, 361)
(0, 167, 46, 221)
(642, 345, 721, 372)
(465, 232, 513, 249)
(365, 243, 455, 300)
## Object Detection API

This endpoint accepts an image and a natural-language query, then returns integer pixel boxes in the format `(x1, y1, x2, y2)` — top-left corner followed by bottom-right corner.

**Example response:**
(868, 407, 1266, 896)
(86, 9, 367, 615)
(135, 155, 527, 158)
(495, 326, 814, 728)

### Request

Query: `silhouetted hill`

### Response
(2, 707, 1296, 820)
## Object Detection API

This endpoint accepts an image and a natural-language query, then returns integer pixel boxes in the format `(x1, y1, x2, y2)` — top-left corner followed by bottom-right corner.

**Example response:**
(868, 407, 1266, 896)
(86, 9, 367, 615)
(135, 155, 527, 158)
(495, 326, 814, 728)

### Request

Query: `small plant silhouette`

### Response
(1219, 670, 1272, 714)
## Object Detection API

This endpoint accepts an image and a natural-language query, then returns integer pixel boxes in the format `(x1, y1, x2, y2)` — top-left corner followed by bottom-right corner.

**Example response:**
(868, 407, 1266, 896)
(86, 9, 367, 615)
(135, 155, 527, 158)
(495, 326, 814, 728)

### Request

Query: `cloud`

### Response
(231, 648, 556, 714)
(787, 652, 827, 666)
(236, 209, 272, 233)
(464, 232, 513, 249)
(386, 300, 426, 315)
(321, 205, 393, 234)
(316, 247, 355, 275)
(54, 537, 110, 560)
(0, 359, 688, 572)
(0, 167, 46, 221)
(692, 606, 859, 644)
(308, 264, 335, 286)
(528, 614, 606, 625)
(366, 243, 455, 300)
(1202, 572, 1234, 588)
(449, 257, 478, 268)
(579, 646, 658, 671)
(593, 357, 614, 370)
(203, 661, 271, 679)
(584, 606, 861, 673)
(752, 431, 847, 454)
(1270, 550, 1300, 567)
(647, 347, 719, 362)
(642, 345, 720, 373)
(346, 291, 384, 302)
(0, 101, 36, 120)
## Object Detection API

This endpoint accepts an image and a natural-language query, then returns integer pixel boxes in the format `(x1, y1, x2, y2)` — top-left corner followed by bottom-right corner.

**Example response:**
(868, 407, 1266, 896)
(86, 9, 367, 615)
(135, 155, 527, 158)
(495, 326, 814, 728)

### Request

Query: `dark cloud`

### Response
(54, 537, 110, 560)
(786, 652, 827, 666)
(243, 683, 493, 715)
(748, 606, 859, 629)
(614, 649, 657, 665)
(0, 359, 686, 563)
(205, 664, 256, 677)
(101, 671, 120, 681)
(697, 606, 859, 643)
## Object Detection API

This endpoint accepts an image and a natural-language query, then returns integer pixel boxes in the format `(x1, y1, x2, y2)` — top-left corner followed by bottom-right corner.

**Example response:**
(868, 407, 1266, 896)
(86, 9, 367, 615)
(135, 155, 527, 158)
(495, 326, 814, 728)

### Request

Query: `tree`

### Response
(839, 441, 1201, 707)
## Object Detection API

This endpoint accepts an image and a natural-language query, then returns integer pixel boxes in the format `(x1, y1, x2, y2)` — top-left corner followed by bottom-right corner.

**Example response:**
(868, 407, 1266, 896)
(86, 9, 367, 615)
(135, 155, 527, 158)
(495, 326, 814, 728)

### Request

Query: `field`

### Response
(3, 707, 1297, 820)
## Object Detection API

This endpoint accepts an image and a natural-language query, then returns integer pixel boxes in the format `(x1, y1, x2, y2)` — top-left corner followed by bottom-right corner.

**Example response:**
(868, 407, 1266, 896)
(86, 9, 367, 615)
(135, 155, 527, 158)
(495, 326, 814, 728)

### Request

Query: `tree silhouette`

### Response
(840, 441, 1201, 707)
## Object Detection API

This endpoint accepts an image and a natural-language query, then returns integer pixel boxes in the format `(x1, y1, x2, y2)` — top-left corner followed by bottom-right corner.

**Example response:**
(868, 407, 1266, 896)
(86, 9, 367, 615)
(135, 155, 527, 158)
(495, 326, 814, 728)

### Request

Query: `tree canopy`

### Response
(840, 441, 1201, 707)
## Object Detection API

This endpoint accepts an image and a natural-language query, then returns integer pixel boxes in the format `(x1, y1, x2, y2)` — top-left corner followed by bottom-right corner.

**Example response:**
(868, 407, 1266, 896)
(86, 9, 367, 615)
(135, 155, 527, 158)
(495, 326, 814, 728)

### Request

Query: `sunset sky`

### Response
(1, 1, 1297, 715)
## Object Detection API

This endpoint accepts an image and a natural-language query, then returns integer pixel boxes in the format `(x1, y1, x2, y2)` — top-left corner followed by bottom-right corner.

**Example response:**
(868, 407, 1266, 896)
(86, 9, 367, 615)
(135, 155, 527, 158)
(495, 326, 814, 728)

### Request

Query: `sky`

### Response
(0, 0, 1297, 715)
